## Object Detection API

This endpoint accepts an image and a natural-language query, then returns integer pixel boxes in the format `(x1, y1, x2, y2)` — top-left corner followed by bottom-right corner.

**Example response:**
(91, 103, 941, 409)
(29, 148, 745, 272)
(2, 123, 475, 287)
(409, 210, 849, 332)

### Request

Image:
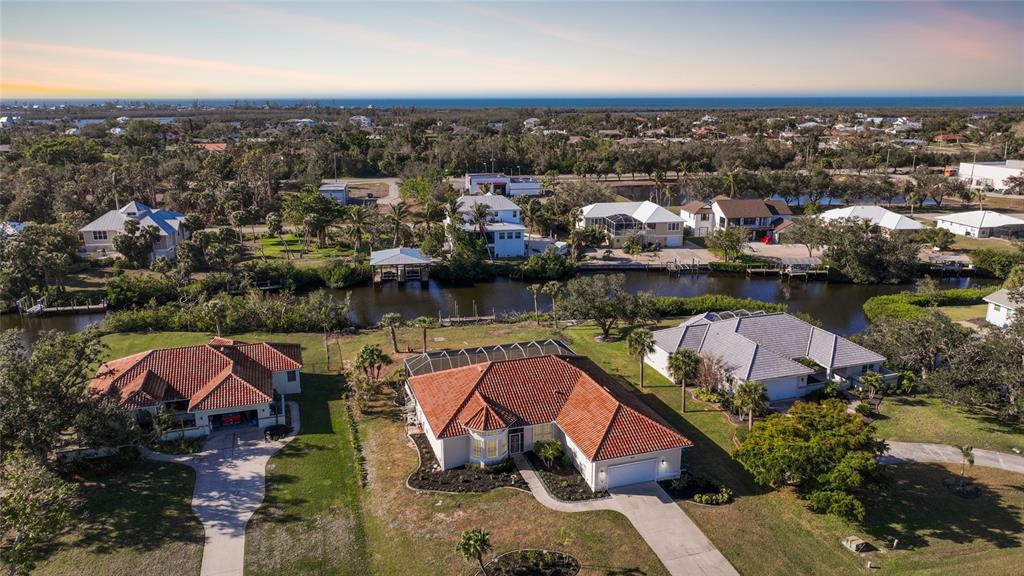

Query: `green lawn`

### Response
(873, 396, 1024, 453)
(256, 233, 354, 265)
(950, 235, 1020, 254)
(60, 324, 1024, 575)
(938, 303, 989, 322)
(33, 461, 204, 576)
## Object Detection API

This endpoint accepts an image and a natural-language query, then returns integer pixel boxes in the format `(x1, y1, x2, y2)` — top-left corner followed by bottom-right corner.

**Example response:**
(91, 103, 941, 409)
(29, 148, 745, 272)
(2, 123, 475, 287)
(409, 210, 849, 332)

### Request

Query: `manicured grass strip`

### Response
(938, 303, 989, 322)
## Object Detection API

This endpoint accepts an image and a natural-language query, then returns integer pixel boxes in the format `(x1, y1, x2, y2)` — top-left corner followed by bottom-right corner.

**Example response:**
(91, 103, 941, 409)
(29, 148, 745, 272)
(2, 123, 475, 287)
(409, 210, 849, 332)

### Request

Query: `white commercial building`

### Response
(463, 173, 542, 197)
(958, 160, 1024, 192)
(934, 210, 1024, 238)
(818, 206, 923, 233)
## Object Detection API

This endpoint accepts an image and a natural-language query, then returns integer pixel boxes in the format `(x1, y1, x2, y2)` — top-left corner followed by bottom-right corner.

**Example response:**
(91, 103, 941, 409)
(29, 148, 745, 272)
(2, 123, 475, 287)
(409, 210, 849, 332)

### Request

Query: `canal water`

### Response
(2, 273, 989, 343)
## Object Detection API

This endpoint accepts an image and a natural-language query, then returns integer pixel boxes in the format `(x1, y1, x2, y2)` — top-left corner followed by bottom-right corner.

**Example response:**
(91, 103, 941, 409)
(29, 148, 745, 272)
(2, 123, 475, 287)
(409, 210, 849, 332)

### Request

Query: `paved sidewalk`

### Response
(881, 441, 1024, 474)
(514, 454, 738, 576)
(146, 402, 301, 576)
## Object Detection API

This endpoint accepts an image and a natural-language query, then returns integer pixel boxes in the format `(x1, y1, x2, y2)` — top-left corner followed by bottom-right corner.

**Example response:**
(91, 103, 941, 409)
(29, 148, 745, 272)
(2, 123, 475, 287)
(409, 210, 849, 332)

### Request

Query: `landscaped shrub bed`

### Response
(482, 549, 581, 576)
(659, 472, 733, 506)
(526, 452, 607, 501)
(407, 433, 526, 493)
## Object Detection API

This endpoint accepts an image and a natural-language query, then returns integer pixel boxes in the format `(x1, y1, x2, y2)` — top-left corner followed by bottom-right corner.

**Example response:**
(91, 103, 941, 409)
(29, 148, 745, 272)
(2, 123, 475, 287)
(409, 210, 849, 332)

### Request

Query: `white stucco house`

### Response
(934, 211, 1024, 238)
(446, 194, 526, 258)
(90, 337, 302, 439)
(577, 201, 686, 248)
(678, 201, 715, 237)
(646, 310, 890, 401)
(79, 201, 188, 261)
(405, 343, 691, 491)
(984, 288, 1019, 329)
(463, 173, 542, 197)
(958, 160, 1024, 192)
(818, 206, 923, 234)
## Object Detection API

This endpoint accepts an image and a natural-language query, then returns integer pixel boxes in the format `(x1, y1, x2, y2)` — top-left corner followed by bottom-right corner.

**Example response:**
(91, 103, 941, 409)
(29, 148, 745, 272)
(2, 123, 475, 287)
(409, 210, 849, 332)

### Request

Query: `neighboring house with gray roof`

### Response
(646, 310, 888, 401)
(79, 201, 188, 261)
(983, 288, 1020, 329)
(577, 200, 685, 248)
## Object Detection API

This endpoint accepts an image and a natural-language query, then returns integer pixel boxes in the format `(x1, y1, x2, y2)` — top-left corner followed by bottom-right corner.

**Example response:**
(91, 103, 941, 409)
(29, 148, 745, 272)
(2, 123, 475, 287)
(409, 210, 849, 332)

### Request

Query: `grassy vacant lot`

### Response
(33, 461, 204, 576)
(938, 303, 989, 322)
(56, 324, 1024, 575)
(256, 233, 353, 265)
(873, 396, 1024, 454)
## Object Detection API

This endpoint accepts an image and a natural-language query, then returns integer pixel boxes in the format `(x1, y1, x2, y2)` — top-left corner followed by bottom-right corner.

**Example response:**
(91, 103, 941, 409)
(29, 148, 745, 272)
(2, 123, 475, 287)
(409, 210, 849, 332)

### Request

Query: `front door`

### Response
(509, 428, 523, 454)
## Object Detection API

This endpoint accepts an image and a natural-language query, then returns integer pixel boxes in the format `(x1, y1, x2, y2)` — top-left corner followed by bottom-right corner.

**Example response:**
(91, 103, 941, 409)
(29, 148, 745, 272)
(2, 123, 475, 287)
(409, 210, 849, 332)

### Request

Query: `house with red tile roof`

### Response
(90, 337, 302, 438)
(405, 351, 691, 491)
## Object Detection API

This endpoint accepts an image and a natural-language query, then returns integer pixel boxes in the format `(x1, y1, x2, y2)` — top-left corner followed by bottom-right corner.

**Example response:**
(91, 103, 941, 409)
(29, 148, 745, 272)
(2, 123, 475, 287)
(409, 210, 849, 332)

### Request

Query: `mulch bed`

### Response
(659, 471, 732, 505)
(407, 433, 526, 493)
(481, 549, 581, 576)
(525, 452, 608, 501)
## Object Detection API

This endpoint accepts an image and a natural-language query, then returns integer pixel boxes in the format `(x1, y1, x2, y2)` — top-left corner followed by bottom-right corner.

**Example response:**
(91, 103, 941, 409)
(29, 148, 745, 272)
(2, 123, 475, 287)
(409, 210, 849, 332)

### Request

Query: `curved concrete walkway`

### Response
(513, 454, 738, 576)
(881, 441, 1024, 474)
(145, 402, 300, 576)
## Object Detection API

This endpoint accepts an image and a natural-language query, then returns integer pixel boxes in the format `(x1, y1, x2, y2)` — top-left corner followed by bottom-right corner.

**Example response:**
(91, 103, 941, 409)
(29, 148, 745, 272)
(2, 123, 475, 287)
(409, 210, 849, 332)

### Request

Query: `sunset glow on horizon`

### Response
(2, 1, 1022, 100)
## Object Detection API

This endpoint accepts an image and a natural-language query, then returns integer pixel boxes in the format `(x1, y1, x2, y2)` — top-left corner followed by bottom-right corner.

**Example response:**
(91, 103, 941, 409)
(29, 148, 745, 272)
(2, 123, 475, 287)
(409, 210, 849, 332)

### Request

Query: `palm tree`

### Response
(457, 528, 494, 576)
(387, 202, 410, 248)
(722, 169, 739, 198)
(345, 205, 373, 253)
(470, 202, 493, 257)
(627, 328, 655, 389)
(380, 312, 403, 353)
(412, 316, 435, 353)
(527, 284, 542, 321)
(733, 380, 768, 432)
(667, 349, 701, 413)
(957, 445, 974, 488)
(520, 198, 545, 235)
(542, 281, 563, 329)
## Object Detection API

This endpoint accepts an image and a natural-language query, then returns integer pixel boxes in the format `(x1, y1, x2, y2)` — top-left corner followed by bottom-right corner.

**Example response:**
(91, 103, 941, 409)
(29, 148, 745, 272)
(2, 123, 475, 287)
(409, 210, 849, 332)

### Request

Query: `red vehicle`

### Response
(221, 413, 242, 426)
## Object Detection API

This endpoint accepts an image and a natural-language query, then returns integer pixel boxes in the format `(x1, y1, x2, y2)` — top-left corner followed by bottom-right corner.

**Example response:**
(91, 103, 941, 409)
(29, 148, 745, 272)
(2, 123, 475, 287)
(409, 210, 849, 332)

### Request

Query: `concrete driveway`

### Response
(147, 402, 300, 576)
(514, 454, 738, 576)
(881, 441, 1024, 474)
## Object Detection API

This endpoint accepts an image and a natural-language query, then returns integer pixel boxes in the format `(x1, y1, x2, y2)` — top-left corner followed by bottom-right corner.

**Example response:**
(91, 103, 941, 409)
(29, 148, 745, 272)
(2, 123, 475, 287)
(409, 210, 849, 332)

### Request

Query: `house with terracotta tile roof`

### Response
(90, 337, 302, 438)
(405, 346, 691, 490)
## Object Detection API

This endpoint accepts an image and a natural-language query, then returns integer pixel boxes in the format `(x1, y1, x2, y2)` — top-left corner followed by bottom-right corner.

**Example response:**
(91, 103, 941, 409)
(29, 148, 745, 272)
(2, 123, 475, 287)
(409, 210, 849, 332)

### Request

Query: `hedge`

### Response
(971, 249, 1024, 279)
(862, 287, 995, 322)
(653, 295, 787, 317)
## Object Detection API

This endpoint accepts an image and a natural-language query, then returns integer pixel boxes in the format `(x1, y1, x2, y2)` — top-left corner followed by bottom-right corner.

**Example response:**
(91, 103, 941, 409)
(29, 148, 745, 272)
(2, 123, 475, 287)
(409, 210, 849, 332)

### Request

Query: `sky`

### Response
(1, 1, 1022, 99)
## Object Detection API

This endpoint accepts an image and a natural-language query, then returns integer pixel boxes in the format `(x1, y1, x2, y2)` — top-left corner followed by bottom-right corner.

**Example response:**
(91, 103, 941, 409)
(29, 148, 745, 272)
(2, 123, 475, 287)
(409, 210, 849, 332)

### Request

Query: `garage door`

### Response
(606, 459, 658, 488)
(666, 235, 683, 248)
